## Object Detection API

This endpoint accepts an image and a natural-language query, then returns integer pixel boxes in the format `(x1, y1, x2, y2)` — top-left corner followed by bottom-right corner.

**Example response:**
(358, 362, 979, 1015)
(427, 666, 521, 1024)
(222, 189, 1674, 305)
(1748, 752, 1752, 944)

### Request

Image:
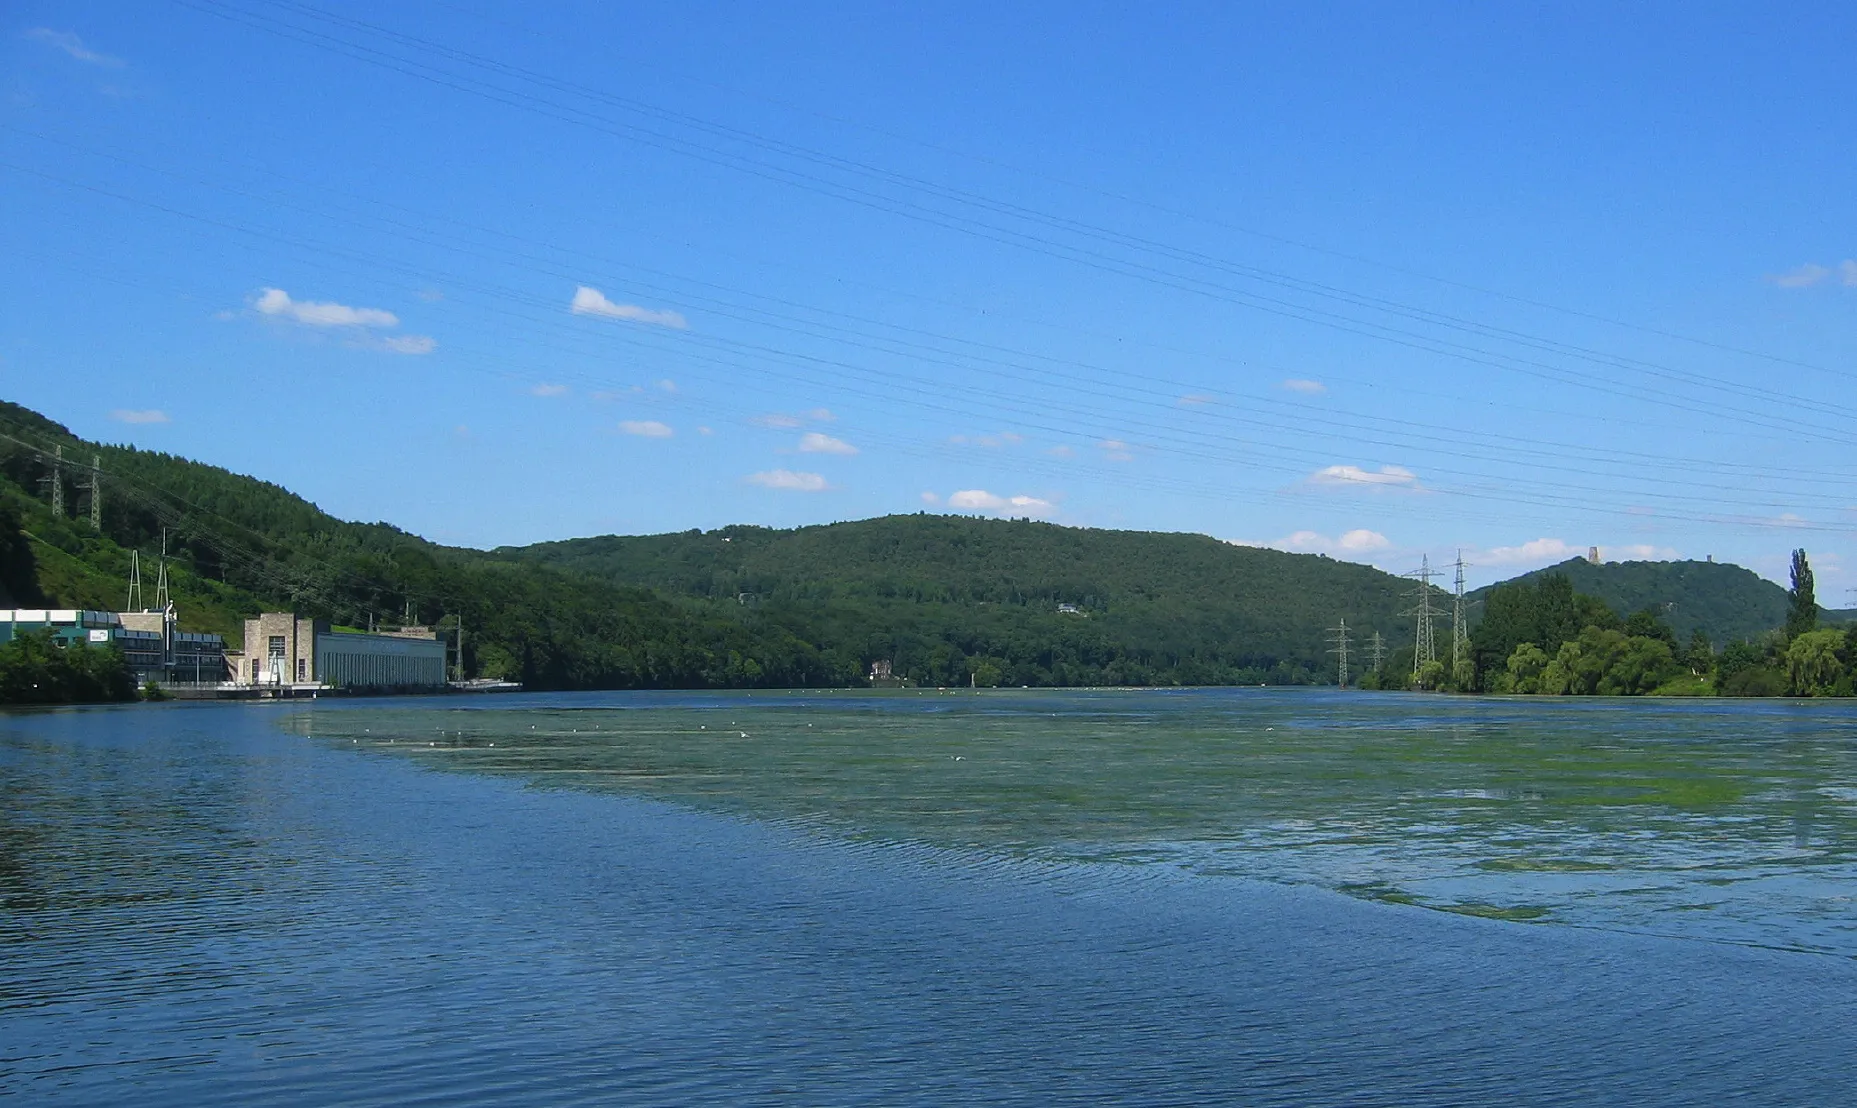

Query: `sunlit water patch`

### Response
(5, 695, 1857, 1104)
(298, 688, 1857, 956)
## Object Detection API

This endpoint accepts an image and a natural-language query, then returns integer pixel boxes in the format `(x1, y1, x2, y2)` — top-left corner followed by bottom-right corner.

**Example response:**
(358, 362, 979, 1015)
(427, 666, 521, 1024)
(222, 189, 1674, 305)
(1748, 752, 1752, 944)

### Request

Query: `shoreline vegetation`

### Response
(1362, 551, 1849, 699)
(2, 398, 1851, 705)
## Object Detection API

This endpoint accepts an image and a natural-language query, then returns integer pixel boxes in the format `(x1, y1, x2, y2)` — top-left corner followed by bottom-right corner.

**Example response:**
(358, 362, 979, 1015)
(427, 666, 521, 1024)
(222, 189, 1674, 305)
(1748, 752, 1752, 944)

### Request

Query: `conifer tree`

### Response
(1787, 549, 1816, 640)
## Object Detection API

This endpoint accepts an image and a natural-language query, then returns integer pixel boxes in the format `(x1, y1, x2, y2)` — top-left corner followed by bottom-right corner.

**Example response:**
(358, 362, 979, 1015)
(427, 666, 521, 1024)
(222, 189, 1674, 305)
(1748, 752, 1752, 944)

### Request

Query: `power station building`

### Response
(237, 613, 447, 690)
(0, 608, 228, 684)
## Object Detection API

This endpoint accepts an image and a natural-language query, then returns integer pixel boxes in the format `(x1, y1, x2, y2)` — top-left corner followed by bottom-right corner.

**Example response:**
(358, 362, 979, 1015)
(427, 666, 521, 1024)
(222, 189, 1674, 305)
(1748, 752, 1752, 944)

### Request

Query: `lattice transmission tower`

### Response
(1405, 556, 1438, 680)
(1327, 617, 1352, 688)
(1451, 550, 1470, 671)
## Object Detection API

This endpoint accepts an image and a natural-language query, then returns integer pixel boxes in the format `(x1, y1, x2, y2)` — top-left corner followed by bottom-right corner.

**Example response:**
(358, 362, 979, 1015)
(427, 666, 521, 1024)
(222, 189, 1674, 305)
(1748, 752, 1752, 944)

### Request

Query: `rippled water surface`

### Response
(5, 689, 1856, 1105)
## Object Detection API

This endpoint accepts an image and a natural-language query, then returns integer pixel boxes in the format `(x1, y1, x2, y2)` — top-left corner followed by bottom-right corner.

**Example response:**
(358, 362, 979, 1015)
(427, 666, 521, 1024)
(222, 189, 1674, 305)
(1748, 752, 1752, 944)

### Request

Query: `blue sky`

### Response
(4, 1, 1855, 591)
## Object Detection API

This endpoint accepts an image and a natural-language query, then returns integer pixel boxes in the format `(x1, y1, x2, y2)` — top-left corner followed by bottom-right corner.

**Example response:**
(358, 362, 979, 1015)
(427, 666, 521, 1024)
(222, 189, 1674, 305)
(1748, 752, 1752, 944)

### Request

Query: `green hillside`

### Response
(496, 515, 1421, 686)
(0, 401, 851, 690)
(1469, 557, 1849, 647)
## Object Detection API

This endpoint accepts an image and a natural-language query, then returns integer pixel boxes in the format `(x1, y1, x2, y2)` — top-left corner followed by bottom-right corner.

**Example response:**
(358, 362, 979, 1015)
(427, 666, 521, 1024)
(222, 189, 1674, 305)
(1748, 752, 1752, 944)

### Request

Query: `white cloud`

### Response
(1476, 538, 1580, 566)
(752, 413, 804, 429)
(697, 426, 714, 436)
(1305, 464, 1421, 491)
(1230, 529, 1390, 558)
(950, 432, 1023, 448)
(1177, 393, 1216, 406)
(374, 334, 436, 355)
(619, 420, 674, 438)
(921, 491, 941, 504)
(1605, 543, 1680, 560)
(805, 408, 836, 422)
(1761, 512, 1810, 528)
(657, 379, 677, 392)
(254, 287, 397, 328)
(569, 286, 688, 329)
(946, 489, 1056, 517)
(109, 408, 169, 425)
(26, 28, 122, 67)
(1843, 261, 1857, 287)
(1470, 538, 1679, 568)
(530, 383, 569, 397)
(1281, 378, 1327, 394)
(1047, 445, 1076, 459)
(798, 431, 858, 455)
(748, 469, 828, 491)
(1098, 438, 1134, 462)
(415, 288, 445, 303)
(1770, 263, 1832, 289)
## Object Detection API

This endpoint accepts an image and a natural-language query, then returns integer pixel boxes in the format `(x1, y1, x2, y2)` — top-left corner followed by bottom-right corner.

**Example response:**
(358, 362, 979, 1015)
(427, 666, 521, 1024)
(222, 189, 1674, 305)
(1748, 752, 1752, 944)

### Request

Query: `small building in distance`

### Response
(238, 613, 447, 691)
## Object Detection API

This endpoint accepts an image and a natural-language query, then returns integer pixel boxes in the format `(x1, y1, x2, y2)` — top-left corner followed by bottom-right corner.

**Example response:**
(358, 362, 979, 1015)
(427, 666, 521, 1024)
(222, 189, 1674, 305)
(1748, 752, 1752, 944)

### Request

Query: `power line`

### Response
(14, 131, 1857, 512)
(155, 1, 1857, 440)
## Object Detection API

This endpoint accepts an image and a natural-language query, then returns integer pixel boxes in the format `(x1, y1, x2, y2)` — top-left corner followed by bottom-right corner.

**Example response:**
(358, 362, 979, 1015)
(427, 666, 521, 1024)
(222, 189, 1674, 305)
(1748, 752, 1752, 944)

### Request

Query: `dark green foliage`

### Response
(0, 500, 41, 606)
(1721, 665, 1787, 697)
(1469, 574, 1608, 690)
(1470, 557, 1850, 648)
(1787, 549, 1817, 640)
(1624, 608, 1676, 646)
(0, 402, 858, 692)
(499, 514, 1420, 687)
(1474, 576, 1687, 696)
(1, 400, 1420, 691)
(0, 629, 136, 704)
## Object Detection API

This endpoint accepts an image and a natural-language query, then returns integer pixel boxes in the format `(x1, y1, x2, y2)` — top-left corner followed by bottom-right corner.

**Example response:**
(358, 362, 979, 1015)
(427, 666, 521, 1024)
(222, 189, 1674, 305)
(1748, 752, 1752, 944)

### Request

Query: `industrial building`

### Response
(0, 608, 227, 685)
(236, 613, 447, 691)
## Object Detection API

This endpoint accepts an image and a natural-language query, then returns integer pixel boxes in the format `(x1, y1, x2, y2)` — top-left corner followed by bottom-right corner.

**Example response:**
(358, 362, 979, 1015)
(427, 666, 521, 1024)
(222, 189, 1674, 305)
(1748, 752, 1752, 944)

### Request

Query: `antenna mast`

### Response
(127, 550, 143, 611)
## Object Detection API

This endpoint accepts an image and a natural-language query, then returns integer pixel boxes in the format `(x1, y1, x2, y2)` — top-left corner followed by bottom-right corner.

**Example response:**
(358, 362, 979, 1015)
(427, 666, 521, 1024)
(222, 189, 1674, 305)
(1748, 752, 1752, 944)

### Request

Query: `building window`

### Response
(268, 635, 286, 659)
(297, 658, 307, 682)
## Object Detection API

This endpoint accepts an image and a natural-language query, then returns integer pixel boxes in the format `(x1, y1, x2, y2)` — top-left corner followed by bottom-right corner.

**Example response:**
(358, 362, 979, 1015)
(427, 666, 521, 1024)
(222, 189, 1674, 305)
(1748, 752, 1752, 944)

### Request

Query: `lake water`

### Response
(4, 689, 1855, 1104)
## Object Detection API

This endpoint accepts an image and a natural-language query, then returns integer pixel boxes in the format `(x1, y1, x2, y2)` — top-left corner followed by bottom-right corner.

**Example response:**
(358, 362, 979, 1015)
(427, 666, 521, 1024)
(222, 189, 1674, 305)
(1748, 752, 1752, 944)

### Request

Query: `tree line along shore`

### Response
(2, 398, 1850, 705)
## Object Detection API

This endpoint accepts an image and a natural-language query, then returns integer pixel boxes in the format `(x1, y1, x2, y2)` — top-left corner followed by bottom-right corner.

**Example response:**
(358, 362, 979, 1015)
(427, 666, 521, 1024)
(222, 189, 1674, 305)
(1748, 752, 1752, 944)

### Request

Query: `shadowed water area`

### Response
(4, 689, 1855, 1104)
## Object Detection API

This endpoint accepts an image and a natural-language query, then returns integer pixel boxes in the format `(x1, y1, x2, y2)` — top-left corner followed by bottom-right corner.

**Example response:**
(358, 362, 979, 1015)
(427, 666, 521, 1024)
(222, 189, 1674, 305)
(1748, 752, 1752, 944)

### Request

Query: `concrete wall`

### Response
(242, 613, 326, 684)
(315, 630, 446, 689)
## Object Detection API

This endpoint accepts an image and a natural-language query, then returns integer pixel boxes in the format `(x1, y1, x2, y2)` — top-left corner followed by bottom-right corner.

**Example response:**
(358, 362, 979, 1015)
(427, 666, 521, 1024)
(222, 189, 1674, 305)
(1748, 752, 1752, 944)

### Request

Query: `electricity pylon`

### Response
(1327, 617, 1352, 688)
(1405, 556, 1438, 681)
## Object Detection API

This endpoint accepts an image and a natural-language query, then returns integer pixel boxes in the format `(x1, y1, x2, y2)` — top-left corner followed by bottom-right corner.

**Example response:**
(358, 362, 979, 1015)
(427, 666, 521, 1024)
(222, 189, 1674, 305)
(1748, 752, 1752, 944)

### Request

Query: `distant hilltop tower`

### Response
(1586, 546, 1602, 565)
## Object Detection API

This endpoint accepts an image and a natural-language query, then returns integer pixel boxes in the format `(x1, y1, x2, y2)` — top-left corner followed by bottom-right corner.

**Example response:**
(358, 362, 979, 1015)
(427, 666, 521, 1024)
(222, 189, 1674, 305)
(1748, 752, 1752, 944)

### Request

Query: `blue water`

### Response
(3, 696, 1854, 1104)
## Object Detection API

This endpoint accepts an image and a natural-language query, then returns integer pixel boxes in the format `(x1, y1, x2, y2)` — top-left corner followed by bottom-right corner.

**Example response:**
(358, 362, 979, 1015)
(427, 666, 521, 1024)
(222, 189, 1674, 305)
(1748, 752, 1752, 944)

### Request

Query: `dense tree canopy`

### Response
(3, 399, 1846, 698)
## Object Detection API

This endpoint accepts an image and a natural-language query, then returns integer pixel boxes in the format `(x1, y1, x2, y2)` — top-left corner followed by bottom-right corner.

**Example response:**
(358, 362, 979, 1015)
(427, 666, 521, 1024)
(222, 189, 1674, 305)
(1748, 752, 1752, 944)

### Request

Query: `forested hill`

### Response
(1468, 557, 1850, 646)
(496, 515, 1419, 685)
(0, 400, 850, 690)
(2, 398, 1417, 688)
